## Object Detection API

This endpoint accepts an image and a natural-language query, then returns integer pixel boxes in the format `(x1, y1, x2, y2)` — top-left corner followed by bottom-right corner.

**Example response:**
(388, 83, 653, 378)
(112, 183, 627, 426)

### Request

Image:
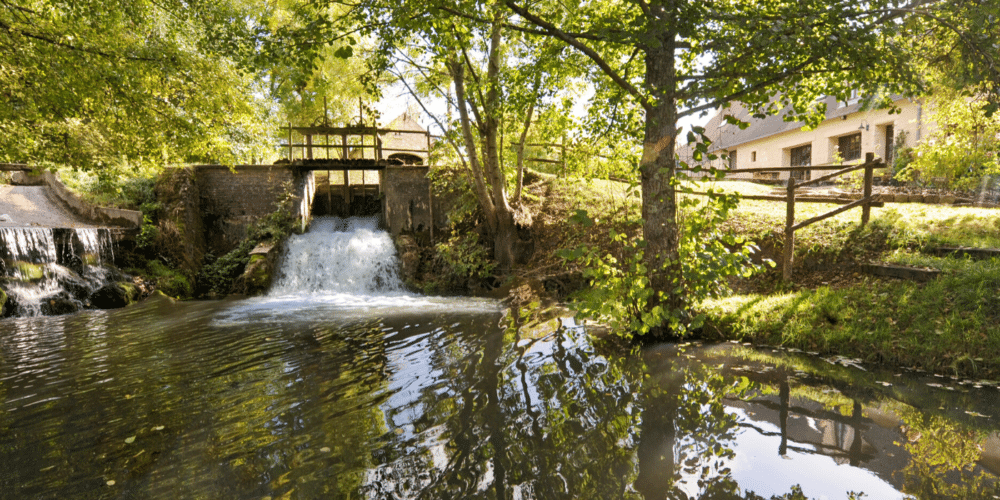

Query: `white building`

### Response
(701, 95, 929, 181)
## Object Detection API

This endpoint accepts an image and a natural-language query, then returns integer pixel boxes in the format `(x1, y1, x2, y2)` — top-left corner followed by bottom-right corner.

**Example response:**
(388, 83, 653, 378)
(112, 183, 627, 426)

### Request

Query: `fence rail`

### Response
(701, 153, 883, 280)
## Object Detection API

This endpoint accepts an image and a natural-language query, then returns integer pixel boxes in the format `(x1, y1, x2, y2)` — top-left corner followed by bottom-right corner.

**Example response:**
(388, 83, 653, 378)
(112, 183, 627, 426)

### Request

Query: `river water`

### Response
(1, 217, 999, 499)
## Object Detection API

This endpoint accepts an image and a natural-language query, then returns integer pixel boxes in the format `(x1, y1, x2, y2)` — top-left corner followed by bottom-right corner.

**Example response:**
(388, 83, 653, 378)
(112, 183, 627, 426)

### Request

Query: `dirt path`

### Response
(0, 185, 98, 228)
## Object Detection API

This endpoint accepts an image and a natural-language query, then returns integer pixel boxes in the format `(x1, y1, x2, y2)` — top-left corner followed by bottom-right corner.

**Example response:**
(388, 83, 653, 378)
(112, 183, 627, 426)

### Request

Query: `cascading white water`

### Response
(0, 228, 58, 269)
(214, 216, 499, 325)
(1, 227, 119, 316)
(270, 216, 407, 296)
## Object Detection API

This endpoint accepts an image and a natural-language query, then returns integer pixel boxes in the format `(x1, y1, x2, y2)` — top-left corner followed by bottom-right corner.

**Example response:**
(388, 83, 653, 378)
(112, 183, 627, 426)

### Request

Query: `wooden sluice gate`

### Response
(280, 124, 435, 238)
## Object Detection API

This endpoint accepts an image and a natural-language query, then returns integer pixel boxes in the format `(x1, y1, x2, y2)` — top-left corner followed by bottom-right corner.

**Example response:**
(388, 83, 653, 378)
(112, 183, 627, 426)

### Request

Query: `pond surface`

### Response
(1, 295, 999, 499)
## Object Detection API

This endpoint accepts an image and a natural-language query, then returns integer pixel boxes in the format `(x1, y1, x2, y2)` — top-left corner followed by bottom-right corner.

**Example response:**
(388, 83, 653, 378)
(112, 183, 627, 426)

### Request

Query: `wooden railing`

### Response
(691, 152, 884, 280)
(280, 125, 432, 163)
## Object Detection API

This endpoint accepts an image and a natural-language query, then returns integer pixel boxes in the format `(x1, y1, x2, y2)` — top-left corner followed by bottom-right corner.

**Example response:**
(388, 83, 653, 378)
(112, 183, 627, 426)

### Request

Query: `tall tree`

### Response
(502, 0, 995, 333)
(349, 0, 584, 270)
(0, 0, 292, 168)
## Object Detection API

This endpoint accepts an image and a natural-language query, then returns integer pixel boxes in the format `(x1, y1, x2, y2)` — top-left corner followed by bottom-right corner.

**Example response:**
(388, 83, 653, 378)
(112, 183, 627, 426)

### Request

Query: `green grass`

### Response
(700, 256, 1000, 378)
(546, 177, 1000, 377)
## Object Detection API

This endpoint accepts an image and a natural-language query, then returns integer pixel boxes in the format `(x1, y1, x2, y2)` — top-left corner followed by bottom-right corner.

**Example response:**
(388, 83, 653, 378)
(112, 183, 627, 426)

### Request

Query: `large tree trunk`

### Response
(449, 18, 519, 271)
(640, 30, 683, 328)
(483, 17, 518, 271)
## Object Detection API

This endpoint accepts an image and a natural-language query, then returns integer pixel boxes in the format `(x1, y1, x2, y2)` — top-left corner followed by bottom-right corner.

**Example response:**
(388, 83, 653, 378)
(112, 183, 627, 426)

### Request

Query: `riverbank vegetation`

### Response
(486, 173, 1000, 378)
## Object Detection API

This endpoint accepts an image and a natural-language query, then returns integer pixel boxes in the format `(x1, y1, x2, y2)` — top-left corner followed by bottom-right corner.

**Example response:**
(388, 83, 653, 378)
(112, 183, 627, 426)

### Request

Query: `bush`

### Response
(898, 93, 1000, 191)
(58, 162, 159, 209)
(144, 260, 193, 299)
(559, 185, 770, 339)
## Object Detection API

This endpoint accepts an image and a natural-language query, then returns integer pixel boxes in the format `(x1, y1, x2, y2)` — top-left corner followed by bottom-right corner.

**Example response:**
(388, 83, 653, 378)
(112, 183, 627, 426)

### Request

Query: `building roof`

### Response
(703, 95, 909, 152)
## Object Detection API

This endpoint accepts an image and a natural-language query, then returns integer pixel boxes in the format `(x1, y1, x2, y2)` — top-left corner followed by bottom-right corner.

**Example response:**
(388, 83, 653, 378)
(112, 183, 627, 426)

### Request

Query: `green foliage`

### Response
(899, 93, 1000, 191)
(560, 181, 769, 338)
(0, 0, 281, 169)
(198, 240, 257, 297)
(430, 233, 496, 291)
(59, 163, 159, 210)
(144, 260, 193, 299)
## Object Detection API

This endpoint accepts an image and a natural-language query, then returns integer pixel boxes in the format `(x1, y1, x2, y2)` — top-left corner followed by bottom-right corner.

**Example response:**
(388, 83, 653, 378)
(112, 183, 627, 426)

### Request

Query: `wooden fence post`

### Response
(861, 152, 875, 226)
(561, 134, 567, 177)
(783, 176, 797, 281)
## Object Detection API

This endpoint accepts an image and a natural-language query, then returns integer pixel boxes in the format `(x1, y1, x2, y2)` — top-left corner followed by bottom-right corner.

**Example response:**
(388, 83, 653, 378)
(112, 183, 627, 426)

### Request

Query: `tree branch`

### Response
(504, 0, 649, 111)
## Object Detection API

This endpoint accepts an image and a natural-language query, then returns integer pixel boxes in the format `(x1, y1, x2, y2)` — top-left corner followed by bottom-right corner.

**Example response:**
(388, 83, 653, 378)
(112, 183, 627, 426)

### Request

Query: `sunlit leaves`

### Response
(0, 0, 281, 169)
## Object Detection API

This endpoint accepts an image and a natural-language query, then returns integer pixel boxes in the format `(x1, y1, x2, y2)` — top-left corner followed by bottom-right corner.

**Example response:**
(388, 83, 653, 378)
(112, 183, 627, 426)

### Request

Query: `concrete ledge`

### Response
(42, 171, 142, 228)
(861, 263, 940, 282)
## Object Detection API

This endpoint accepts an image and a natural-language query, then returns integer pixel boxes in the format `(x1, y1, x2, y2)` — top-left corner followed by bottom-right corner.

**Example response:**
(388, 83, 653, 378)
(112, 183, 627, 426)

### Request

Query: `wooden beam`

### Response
(692, 161, 886, 175)
(790, 197, 871, 231)
(783, 177, 796, 281)
(685, 191, 884, 206)
(862, 263, 940, 282)
(794, 163, 871, 188)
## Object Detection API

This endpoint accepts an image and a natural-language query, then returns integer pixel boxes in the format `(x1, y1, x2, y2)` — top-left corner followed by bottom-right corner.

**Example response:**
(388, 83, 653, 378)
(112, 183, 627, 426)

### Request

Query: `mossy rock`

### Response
(91, 282, 140, 309)
(0, 287, 7, 316)
(242, 254, 272, 294)
(12, 261, 45, 282)
(145, 260, 193, 299)
(231, 244, 279, 296)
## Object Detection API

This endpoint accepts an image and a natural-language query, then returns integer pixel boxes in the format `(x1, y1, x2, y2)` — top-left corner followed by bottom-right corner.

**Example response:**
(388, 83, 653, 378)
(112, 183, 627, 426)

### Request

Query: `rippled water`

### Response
(1, 296, 999, 499)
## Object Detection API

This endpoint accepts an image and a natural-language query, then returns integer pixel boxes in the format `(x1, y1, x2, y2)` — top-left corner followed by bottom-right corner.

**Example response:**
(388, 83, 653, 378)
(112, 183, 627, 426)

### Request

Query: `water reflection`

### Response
(0, 298, 998, 499)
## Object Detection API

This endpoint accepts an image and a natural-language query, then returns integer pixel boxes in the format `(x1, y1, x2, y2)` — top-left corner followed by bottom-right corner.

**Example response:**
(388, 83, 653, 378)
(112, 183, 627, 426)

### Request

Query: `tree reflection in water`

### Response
(2, 300, 999, 499)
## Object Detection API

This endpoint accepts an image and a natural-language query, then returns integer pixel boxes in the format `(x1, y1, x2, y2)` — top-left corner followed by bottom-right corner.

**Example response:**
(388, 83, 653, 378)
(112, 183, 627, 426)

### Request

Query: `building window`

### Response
(751, 151, 757, 162)
(727, 150, 736, 169)
(790, 144, 812, 181)
(838, 133, 862, 162)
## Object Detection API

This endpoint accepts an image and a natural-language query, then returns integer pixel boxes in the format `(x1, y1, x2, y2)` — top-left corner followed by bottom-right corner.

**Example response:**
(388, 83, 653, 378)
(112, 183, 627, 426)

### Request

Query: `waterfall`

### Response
(270, 216, 406, 296)
(0, 227, 120, 316)
(214, 216, 498, 325)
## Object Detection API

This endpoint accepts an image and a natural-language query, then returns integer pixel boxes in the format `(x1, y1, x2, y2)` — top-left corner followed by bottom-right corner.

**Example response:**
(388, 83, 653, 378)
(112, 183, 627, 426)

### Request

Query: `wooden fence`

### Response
(697, 153, 885, 280)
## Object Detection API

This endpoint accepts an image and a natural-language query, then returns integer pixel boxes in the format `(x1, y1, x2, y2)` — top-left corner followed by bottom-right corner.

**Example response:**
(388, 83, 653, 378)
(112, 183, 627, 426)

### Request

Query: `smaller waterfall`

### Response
(1, 227, 121, 316)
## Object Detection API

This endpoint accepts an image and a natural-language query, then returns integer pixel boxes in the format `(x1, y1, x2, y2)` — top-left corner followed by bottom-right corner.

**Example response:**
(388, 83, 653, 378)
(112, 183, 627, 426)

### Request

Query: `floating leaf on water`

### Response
(877, 381, 892, 386)
(152, 426, 164, 431)
(124, 436, 135, 444)
(320, 447, 331, 453)
(965, 411, 988, 418)
(106, 480, 116, 486)
(926, 383, 943, 388)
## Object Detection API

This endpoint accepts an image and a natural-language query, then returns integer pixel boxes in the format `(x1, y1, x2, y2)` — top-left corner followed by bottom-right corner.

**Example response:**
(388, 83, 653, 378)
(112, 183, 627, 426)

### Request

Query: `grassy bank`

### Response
(700, 255, 1000, 378)
(685, 181, 1000, 378)
(515, 176, 1000, 378)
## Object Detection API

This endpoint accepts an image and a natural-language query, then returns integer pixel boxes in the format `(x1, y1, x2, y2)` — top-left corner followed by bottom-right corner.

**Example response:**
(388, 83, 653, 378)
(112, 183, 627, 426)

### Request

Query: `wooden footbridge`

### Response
(281, 124, 431, 168)
(280, 124, 435, 234)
